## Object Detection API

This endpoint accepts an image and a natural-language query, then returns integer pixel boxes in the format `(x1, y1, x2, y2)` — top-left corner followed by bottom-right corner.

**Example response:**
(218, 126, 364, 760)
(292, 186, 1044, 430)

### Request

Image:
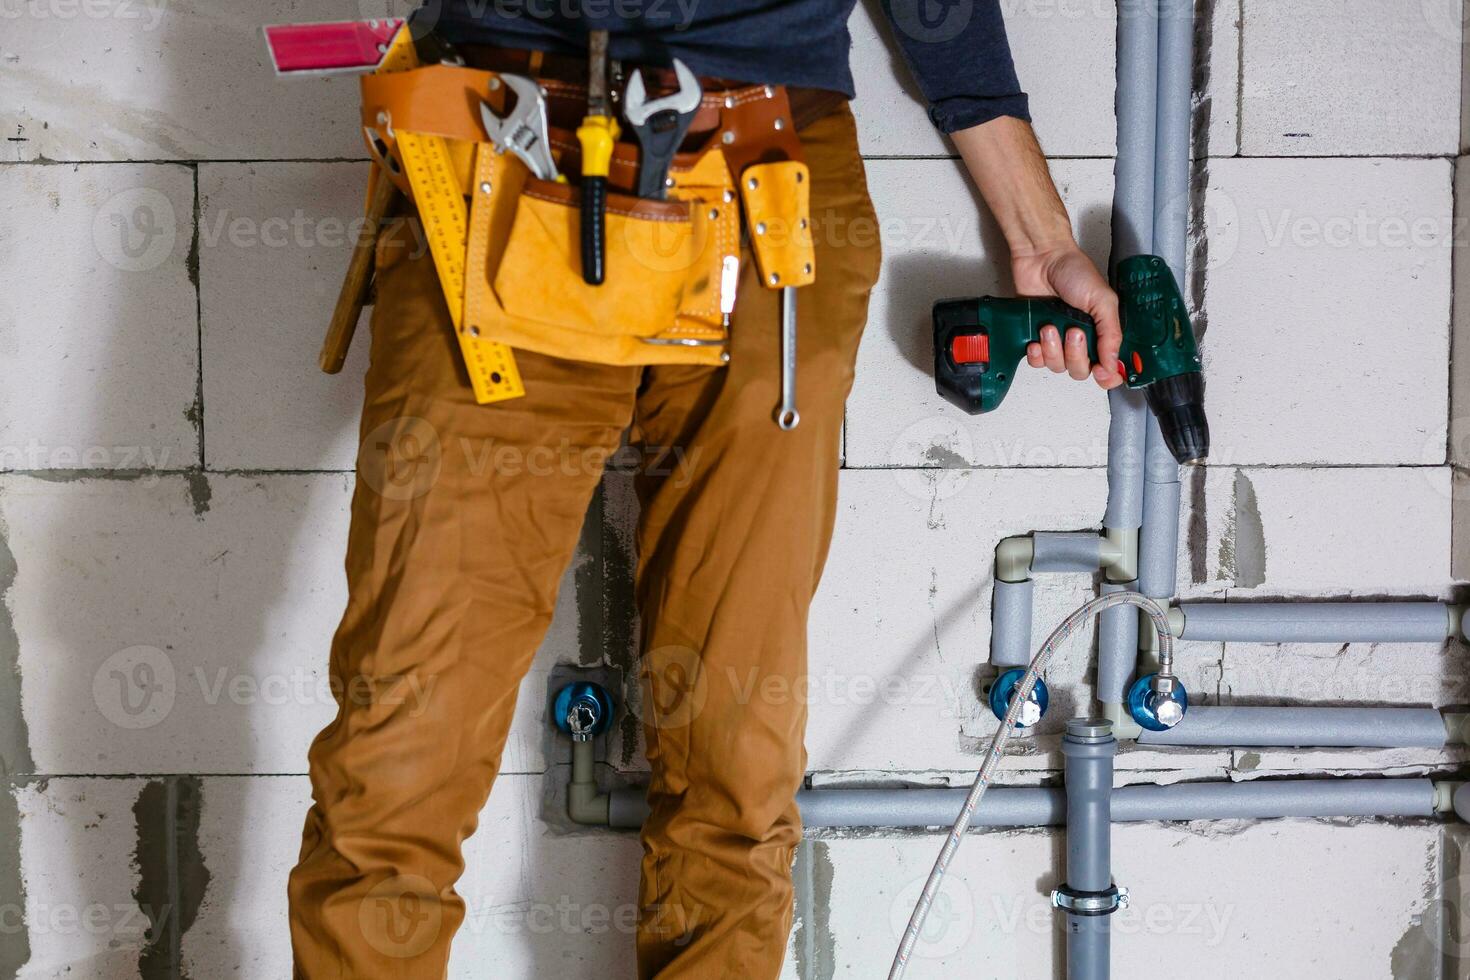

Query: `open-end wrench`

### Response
(623, 60, 702, 199)
(480, 73, 560, 183)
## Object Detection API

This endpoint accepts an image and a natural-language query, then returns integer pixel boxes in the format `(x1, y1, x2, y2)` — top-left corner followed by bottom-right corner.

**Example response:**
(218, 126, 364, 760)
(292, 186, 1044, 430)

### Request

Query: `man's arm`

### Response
(951, 116, 1123, 389)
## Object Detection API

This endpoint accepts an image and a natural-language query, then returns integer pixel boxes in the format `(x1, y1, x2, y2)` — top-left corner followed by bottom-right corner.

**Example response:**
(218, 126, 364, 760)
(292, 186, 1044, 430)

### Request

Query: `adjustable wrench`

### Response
(623, 60, 702, 199)
(480, 73, 560, 182)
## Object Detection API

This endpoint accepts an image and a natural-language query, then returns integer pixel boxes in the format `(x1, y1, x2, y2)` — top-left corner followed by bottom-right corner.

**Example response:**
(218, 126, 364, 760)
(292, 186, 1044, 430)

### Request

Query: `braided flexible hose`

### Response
(888, 590, 1174, 979)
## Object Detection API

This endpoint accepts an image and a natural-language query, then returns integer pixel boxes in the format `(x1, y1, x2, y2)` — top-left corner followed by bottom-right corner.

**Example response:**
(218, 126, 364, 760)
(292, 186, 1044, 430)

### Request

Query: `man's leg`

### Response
(288, 219, 639, 977)
(629, 106, 883, 978)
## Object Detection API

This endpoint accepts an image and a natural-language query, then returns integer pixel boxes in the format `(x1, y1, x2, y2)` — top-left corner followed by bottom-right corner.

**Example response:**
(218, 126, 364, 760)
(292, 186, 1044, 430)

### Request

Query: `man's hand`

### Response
(950, 115, 1122, 391)
(1012, 245, 1123, 389)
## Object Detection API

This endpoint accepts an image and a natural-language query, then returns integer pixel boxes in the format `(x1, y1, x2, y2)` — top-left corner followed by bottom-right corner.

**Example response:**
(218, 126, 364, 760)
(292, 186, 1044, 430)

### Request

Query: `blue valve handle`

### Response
(1127, 673, 1189, 732)
(988, 668, 1049, 729)
(553, 681, 615, 737)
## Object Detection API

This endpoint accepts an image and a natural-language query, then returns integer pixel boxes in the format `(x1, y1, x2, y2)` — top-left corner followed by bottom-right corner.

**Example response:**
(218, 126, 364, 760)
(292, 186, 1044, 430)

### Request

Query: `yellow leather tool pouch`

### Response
(740, 160, 816, 290)
(464, 139, 738, 366)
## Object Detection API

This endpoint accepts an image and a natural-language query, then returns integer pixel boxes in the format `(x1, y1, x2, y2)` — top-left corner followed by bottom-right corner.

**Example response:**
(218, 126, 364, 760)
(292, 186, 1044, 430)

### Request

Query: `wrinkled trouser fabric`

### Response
(288, 104, 881, 979)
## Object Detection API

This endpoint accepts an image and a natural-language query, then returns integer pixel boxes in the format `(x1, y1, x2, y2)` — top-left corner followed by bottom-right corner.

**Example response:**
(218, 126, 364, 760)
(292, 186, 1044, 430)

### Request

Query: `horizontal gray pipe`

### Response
(1031, 532, 1103, 574)
(1177, 601, 1456, 643)
(605, 778, 1437, 829)
(1136, 705, 1448, 748)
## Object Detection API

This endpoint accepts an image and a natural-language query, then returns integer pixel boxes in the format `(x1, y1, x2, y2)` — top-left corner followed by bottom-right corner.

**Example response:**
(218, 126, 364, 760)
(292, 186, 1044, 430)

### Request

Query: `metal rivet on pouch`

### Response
(724, 95, 736, 109)
(796, 171, 804, 183)
(469, 325, 481, 336)
(755, 222, 767, 235)
(665, 176, 676, 189)
(804, 263, 812, 275)
(708, 208, 719, 220)
(480, 181, 493, 195)
(723, 189, 735, 202)
(488, 77, 501, 90)
(763, 85, 774, 98)
(800, 218, 808, 229)
(768, 272, 780, 285)
(722, 131, 735, 145)
(746, 177, 758, 190)
(773, 118, 784, 131)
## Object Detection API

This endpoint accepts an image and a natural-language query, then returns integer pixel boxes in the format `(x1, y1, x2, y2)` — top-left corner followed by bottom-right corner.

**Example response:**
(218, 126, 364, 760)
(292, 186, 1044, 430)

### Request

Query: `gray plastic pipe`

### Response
(1137, 0, 1193, 601)
(1135, 705, 1450, 747)
(1096, 581, 1140, 703)
(1063, 720, 1116, 980)
(604, 777, 1444, 829)
(1101, 0, 1156, 532)
(991, 579, 1035, 667)
(1032, 531, 1106, 574)
(1175, 601, 1459, 643)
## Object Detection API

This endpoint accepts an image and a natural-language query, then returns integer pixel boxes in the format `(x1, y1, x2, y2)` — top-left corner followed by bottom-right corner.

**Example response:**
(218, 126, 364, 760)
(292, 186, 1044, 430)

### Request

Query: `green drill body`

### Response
(933, 255, 1209, 464)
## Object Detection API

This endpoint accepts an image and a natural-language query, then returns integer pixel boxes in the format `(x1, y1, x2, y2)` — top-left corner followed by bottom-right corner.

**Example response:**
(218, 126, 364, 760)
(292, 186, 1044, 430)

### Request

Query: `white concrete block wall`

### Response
(2, 1, 1467, 978)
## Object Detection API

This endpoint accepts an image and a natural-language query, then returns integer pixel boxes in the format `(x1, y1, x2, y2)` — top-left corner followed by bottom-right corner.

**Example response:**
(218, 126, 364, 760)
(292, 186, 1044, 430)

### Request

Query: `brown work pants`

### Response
(287, 103, 881, 978)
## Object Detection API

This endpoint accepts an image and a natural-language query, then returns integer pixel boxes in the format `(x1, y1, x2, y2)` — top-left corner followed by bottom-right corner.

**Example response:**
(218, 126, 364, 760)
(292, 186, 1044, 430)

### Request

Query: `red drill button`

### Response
(951, 333, 989, 365)
(1131, 351, 1144, 374)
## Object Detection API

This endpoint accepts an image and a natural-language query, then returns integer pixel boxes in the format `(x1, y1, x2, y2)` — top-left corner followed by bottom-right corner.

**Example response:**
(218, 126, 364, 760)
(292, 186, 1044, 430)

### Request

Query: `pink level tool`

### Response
(263, 19, 404, 75)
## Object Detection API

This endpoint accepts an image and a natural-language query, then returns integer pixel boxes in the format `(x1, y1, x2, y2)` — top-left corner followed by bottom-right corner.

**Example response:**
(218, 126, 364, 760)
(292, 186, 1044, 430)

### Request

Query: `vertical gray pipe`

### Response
(1102, 0, 1157, 533)
(1063, 718, 1117, 980)
(1152, 0, 1194, 283)
(1138, 0, 1194, 599)
(1099, 0, 1160, 711)
(1096, 580, 1140, 703)
(991, 578, 1035, 667)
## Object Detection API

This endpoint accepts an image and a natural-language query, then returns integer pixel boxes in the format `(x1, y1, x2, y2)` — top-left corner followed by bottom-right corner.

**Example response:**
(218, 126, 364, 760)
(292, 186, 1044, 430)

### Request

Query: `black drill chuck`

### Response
(1144, 371, 1210, 465)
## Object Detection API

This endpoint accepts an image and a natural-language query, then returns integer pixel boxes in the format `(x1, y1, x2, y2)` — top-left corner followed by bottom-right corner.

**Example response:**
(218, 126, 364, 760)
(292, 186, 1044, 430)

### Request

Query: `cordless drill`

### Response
(932, 254, 1209, 465)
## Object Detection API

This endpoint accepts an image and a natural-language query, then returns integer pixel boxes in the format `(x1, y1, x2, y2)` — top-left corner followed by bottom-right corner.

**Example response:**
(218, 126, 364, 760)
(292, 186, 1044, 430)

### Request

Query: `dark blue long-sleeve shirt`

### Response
(425, 0, 1029, 132)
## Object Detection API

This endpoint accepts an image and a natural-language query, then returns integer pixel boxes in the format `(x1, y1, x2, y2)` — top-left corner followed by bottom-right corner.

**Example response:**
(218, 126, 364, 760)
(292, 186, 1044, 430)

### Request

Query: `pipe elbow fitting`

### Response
(996, 535, 1035, 583)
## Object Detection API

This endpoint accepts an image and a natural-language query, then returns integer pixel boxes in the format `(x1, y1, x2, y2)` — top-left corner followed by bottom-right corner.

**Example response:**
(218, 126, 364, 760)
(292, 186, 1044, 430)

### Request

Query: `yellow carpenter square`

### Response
(396, 129, 526, 403)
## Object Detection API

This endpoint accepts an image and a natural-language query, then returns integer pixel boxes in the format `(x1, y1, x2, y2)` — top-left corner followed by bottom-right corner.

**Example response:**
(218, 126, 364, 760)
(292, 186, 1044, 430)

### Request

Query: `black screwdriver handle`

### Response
(581, 176, 607, 286)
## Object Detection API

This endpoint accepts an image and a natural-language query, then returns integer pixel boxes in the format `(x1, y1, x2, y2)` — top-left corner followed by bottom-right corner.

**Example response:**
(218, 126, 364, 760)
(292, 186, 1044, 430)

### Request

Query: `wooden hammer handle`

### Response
(319, 167, 400, 374)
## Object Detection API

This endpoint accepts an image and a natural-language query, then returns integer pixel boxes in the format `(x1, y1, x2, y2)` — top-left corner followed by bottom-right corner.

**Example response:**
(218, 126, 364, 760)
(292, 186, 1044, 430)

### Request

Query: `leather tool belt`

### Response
(358, 50, 825, 369)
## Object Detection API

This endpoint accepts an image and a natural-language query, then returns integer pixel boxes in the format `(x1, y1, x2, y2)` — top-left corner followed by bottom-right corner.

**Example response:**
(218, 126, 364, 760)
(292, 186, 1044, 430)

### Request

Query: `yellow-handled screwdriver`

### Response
(578, 30, 618, 286)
